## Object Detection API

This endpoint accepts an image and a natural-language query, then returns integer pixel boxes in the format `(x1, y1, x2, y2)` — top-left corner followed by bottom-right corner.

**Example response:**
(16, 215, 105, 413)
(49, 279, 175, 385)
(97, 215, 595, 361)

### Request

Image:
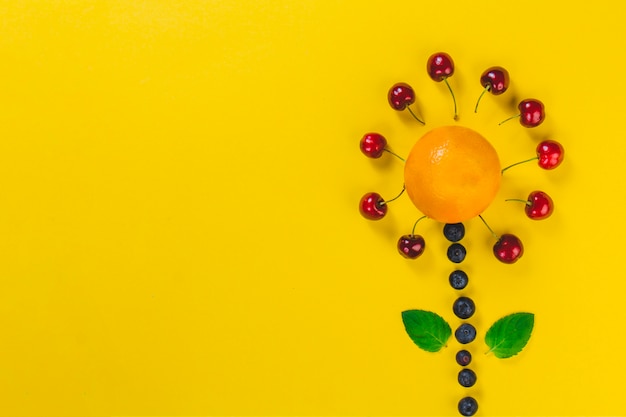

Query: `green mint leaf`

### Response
(401, 310, 451, 352)
(485, 312, 534, 359)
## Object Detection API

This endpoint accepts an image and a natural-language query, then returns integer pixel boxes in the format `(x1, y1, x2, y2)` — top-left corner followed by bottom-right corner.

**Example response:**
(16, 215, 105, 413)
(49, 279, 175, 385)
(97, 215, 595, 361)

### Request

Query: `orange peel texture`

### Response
(404, 126, 501, 223)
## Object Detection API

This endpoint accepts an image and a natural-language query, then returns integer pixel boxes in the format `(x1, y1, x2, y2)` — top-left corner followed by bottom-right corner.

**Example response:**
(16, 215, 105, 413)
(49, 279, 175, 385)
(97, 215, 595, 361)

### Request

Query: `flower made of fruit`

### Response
(358, 51, 566, 416)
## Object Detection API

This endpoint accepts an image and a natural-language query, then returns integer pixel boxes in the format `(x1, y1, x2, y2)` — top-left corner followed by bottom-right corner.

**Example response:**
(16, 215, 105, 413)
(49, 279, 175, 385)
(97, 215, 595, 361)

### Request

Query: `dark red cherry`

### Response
(499, 98, 545, 127)
(525, 191, 554, 220)
(502, 139, 565, 173)
(360, 133, 387, 159)
(427, 52, 454, 81)
(397, 235, 426, 259)
(427, 52, 457, 120)
(475, 66, 510, 112)
(480, 66, 509, 95)
(388, 83, 425, 124)
(493, 234, 524, 264)
(359, 192, 387, 220)
(388, 83, 415, 111)
(537, 140, 564, 169)
(507, 191, 554, 220)
(519, 99, 545, 127)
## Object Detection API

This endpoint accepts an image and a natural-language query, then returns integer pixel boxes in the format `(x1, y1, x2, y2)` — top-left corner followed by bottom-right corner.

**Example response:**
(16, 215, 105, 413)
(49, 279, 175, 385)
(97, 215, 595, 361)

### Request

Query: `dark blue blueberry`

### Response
(458, 396, 478, 416)
(455, 349, 472, 366)
(458, 368, 477, 387)
(455, 323, 476, 344)
(447, 243, 467, 263)
(449, 270, 469, 290)
(443, 223, 465, 242)
(453, 297, 475, 319)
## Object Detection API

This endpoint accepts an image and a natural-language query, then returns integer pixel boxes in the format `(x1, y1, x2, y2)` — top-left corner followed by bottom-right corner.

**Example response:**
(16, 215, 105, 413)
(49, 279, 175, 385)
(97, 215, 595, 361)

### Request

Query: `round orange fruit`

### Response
(404, 126, 501, 223)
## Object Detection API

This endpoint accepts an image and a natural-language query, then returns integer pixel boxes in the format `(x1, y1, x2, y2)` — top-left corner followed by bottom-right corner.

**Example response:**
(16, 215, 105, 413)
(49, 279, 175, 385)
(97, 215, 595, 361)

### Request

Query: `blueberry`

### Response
(443, 223, 465, 242)
(447, 243, 467, 263)
(453, 297, 475, 319)
(455, 349, 472, 366)
(449, 270, 469, 290)
(455, 323, 476, 344)
(458, 368, 477, 387)
(458, 396, 478, 416)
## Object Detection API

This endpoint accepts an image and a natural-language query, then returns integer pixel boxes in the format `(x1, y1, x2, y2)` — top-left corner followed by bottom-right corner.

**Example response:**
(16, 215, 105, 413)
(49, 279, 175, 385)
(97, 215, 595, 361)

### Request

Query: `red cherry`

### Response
(479, 216, 523, 263)
(359, 188, 405, 220)
(525, 191, 554, 220)
(474, 66, 510, 112)
(397, 235, 426, 259)
(481, 66, 509, 95)
(506, 191, 554, 220)
(426, 52, 457, 120)
(493, 234, 524, 264)
(499, 98, 545, 127)
(360, 133, 387, 159)
(359, 192, 387, 220)
(537, 140, 564, 169)
(501, 139, 565, 173)
(427, 52, 454, 81)
(518, 99, 545, 127)
(388, 83, 424, 124)
(388, 83, 415, 110)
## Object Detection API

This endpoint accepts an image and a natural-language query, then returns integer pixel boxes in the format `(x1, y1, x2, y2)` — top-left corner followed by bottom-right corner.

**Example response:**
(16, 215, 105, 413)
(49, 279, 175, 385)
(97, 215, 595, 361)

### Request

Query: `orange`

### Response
(404, 126, 501, 223)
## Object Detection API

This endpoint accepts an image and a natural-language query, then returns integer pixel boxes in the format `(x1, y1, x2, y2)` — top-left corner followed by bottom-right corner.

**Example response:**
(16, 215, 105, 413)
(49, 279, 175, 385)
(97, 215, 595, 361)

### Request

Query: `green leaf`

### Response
(401, 310, 451, 352)
(485, 312, 535, 359)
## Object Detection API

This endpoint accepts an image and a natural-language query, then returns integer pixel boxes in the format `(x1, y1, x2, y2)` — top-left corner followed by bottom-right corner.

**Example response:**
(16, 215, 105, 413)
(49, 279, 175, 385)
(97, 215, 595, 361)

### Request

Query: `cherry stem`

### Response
(501, 156, 539, 174)
(474, 86, 489, 113)
(407, 106, 425, 125)
(411, 215, 428, 236)
(478, 215, 498, 240)
(498, 113, 520, 126)
(443, 77, 458, 120)
(379, 185, 405, 206)
(383, 148, 405, 162)
(505, 198, 531, 206)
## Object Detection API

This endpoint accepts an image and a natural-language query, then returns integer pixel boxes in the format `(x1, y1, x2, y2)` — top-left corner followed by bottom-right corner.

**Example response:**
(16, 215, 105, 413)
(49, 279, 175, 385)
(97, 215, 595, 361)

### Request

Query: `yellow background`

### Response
(1, 1, 625, 416)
